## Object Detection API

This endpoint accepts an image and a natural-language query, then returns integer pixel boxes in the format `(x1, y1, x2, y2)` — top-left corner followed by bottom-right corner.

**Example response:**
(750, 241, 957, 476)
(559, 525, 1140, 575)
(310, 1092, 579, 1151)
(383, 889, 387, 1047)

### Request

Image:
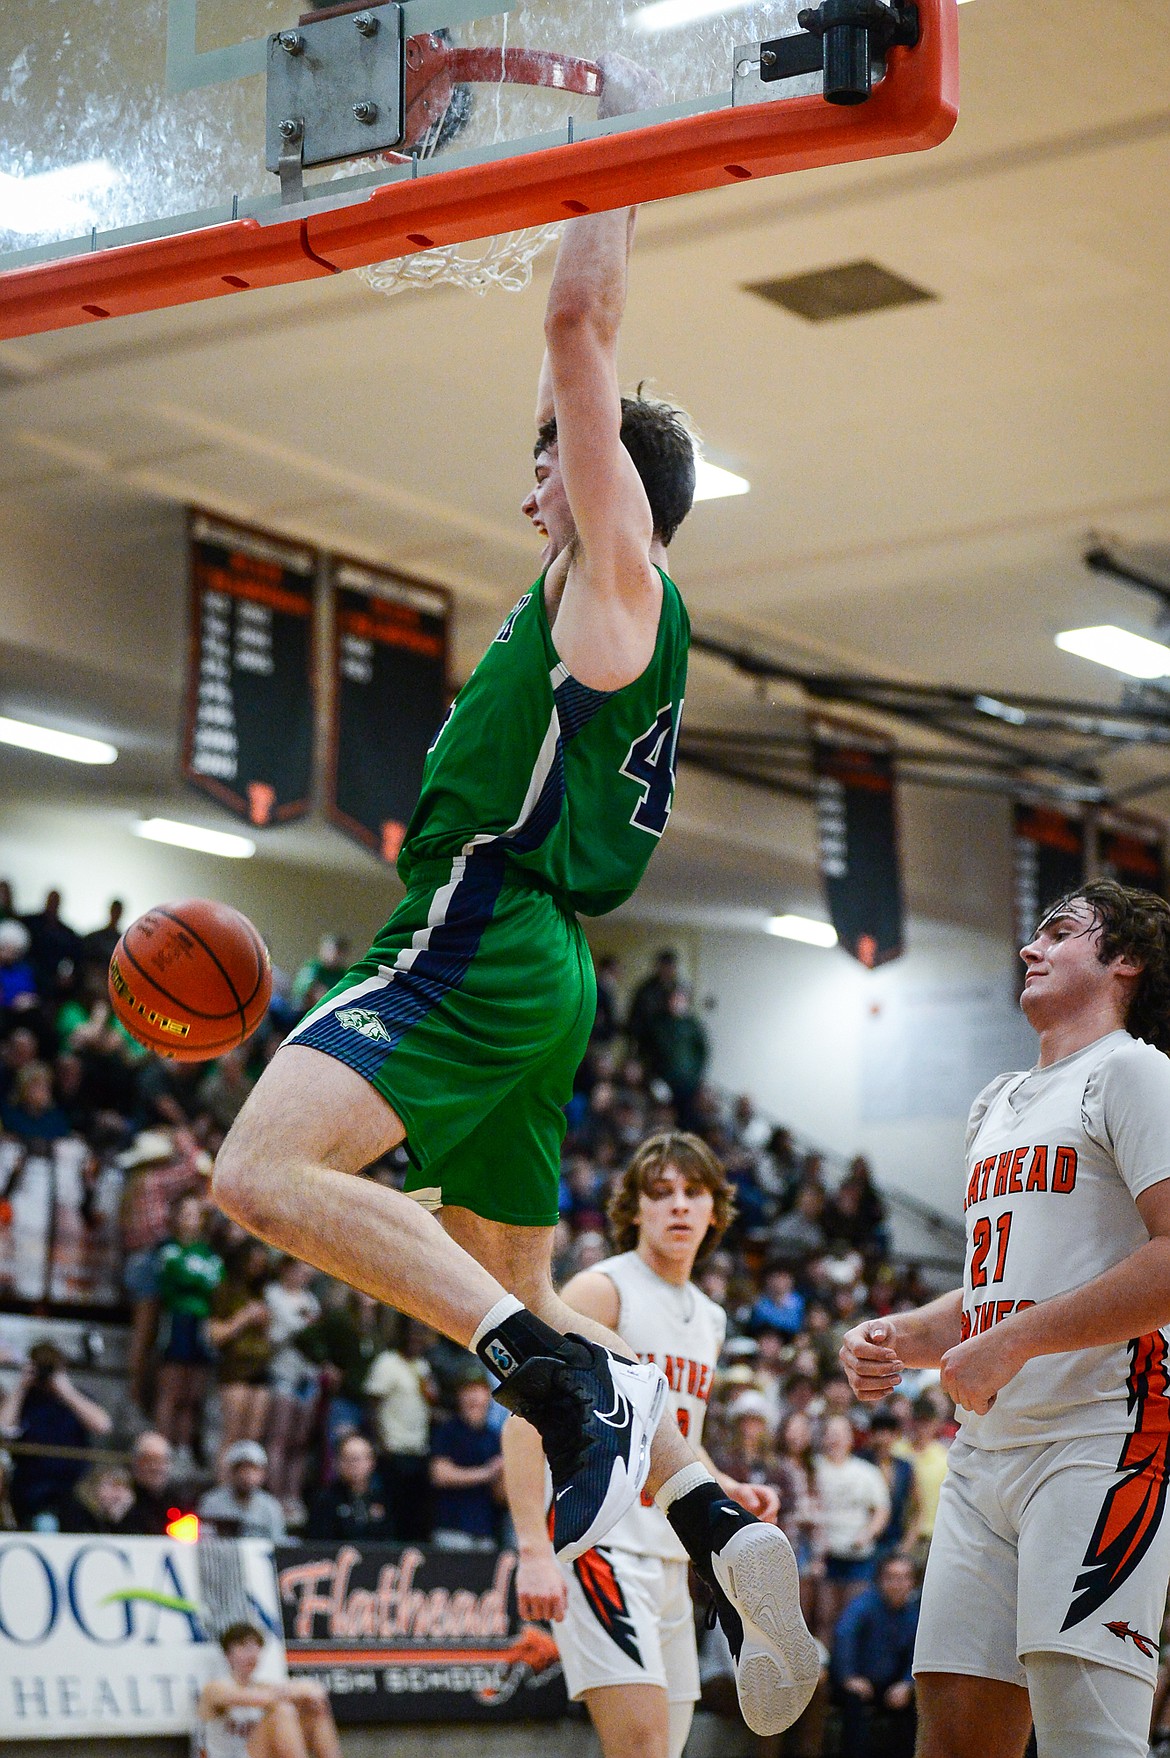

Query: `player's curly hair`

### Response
(607, 1131, 735, 1259)
(1038, 878, 1170, 1053)
(535, 386, 697, 545)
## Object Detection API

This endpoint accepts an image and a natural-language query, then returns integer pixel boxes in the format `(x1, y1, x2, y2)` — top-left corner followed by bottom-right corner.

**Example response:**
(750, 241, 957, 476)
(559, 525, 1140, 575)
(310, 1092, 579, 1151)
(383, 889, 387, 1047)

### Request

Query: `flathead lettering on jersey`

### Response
(959, 1299, 1035, 1341)
(963, 1144, 1078, 1212)
(636, 1352, 713, 1402)
(1062, 1333, 1170, 1630)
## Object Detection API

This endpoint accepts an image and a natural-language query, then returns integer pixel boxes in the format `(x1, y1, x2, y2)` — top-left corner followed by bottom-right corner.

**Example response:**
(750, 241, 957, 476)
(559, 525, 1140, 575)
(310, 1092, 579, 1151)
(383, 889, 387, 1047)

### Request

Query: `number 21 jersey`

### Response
(398, 569, 689, 917)
(957, 1028, 1170, 1450)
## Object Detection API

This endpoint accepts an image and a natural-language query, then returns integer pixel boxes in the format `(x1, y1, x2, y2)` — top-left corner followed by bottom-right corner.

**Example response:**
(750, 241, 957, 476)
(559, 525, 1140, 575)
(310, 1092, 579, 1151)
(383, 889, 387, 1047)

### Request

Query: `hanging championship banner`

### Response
(183, 512, 316, 826)
(274, 1543, 565, 1725)
(1013, 803, 1085, 944)
(1097, 814, 1166, 897)
(327, 560, 450, 864)
(812, 719, 904, 967)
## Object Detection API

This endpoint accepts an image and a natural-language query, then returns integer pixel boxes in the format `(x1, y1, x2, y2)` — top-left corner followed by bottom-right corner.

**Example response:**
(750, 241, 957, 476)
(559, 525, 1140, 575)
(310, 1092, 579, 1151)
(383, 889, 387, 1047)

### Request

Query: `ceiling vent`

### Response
(745, 259, 935, 322)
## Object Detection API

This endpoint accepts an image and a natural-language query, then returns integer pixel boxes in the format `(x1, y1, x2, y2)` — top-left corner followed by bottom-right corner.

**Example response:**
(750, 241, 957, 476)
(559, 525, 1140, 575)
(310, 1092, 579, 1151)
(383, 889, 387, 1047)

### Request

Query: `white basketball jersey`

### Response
(958, 1029, 1170, 1450)
(592, 1250, 726, 1559)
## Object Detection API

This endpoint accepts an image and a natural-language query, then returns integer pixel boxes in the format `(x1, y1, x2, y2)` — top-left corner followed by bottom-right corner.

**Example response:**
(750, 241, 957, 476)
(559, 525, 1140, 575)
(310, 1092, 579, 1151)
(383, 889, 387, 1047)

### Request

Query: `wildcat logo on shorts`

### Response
(336, 1007, 393, 1043)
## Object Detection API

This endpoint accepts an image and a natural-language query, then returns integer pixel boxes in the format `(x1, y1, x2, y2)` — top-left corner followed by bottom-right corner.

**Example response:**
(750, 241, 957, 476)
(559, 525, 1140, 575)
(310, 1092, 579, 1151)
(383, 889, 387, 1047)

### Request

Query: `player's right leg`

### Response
(914, 1674, 1033, 1758)
(213, 1047, 663, 1557)
(583, 1685, 672, 1758)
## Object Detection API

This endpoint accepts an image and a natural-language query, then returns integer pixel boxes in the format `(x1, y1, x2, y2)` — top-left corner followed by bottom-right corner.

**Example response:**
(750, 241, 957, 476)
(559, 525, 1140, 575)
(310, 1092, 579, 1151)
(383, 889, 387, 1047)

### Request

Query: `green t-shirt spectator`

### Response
(156, 1238, 223, 1318)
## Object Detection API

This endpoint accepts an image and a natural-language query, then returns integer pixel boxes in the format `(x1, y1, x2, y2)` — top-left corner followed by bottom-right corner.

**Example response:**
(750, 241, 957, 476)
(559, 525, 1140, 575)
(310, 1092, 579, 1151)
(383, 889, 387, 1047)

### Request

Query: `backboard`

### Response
(0, 0, 957, 338)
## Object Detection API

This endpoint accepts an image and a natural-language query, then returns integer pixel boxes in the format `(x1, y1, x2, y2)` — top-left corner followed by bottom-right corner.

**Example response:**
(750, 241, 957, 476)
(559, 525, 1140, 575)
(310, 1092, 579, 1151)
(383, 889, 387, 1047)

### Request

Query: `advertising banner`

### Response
(0, 1534, 284, 1739)
(327, 560, 450, 864)
(275, 1542, 566, 1724)
(183, 511, 317, 826)
(811, 719, 904, 966)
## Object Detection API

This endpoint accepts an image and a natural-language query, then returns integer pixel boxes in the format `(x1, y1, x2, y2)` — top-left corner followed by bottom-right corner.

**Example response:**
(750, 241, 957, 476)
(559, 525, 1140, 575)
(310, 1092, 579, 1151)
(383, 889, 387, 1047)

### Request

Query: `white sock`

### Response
(469, 1293, 524, 1354)
(655, 1462, 716, 1512)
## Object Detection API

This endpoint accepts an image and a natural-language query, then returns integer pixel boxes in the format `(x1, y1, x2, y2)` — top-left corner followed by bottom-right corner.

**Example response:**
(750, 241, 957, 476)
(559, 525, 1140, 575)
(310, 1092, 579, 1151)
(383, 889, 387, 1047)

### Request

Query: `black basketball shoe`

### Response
(668, 1484, 820, 1735)
(494, 1333, 668, 1562)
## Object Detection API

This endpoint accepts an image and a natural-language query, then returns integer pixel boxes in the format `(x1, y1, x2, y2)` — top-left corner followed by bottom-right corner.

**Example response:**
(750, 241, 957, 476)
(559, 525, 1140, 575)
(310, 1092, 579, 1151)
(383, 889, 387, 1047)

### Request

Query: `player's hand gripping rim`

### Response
(839, 1319, 904, 1402)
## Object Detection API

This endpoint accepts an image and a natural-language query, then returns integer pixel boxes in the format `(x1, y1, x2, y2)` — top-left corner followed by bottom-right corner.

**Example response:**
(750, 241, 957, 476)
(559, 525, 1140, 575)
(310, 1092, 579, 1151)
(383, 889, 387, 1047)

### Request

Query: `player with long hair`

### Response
(842, 880, 1170, 1758)
(505, 1133, 805, 1758)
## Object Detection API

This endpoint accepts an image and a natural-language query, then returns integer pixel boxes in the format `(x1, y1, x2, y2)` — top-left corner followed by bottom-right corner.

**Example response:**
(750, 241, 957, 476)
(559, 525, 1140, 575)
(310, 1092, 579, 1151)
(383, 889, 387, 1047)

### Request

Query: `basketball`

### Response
(107, 899, 271, 1062)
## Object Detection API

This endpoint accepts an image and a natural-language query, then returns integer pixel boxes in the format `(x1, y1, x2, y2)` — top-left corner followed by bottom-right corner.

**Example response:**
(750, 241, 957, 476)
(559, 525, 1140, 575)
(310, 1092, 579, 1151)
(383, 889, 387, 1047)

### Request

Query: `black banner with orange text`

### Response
(1013, 803, 1086, 946)
(327, 561, 450, 864)
(274, 1542, 566, 1724)
(182, 511, 316, 826)
(1097, 815, 1166, 897)
(812, 720, 904, 966)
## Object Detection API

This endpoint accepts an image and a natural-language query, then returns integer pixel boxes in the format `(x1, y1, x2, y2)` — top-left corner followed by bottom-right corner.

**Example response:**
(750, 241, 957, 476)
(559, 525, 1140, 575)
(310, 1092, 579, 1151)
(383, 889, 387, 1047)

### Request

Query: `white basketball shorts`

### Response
(554, 1546, 700, 1702)
(915, 1433, 1170, 1688)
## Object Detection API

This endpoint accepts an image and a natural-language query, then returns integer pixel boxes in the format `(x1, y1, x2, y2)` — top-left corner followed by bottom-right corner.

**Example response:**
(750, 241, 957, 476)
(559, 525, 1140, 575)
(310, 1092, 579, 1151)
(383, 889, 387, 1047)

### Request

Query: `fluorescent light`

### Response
(973, 694, 1027, 726)
(627, 0, 756, 32)
(0, 160, 120, 237)
(133, 819, 255, 859)
(0, 715, 117, 765)
(693, 458, 750, 502)
(766, 914, 838, 948)
(1055, 625, 1170, 681)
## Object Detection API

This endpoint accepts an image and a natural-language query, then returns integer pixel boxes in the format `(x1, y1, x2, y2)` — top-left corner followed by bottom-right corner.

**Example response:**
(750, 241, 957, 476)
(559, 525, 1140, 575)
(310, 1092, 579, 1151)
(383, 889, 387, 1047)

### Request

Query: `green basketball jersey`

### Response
(399, 568, 690, 916)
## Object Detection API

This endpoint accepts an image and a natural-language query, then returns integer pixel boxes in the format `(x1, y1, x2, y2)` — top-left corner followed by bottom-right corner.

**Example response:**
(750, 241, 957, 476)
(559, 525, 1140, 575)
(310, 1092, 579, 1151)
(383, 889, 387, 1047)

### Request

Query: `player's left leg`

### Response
(1024, 1652, 1153, 1758)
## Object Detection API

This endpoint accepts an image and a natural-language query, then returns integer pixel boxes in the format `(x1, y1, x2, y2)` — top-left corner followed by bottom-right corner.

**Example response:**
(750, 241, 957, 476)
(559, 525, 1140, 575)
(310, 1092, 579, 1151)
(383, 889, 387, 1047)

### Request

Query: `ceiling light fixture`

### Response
(766, 914, 838, 948)
(0, 160, 120, 237)
(133, 818, 256, 859)
(1054, 625, 1170, 681)
(693, 458, 750, 502)
(626, 0, 756, 32)
(0, 715, 118, 765)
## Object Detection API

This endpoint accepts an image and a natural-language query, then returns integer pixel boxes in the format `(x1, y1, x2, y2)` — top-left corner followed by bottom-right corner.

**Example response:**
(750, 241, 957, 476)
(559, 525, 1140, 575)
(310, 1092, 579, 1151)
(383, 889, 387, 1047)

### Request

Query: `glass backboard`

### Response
(0, 0, 957, 336)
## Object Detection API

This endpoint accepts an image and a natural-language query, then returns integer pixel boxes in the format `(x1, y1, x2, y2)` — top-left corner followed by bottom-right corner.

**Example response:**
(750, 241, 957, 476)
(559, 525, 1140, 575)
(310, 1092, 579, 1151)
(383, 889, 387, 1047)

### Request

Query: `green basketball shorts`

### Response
(283, 850, 596, 1227)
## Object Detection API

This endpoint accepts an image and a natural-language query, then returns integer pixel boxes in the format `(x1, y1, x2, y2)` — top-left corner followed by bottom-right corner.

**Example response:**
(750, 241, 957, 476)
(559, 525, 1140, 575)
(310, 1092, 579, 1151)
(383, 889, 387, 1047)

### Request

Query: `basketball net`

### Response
(357, 221, 563, 298)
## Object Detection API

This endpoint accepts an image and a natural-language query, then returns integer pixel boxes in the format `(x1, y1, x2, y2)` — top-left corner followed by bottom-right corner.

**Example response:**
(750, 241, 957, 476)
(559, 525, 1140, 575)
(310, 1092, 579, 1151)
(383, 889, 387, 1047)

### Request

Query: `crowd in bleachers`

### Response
(0, 882, 1003, 1753)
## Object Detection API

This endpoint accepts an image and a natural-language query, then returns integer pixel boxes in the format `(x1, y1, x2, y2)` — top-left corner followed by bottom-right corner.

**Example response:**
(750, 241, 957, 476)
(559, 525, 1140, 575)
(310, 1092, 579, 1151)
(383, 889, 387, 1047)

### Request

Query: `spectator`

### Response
(645, 984, 709, 1125)
(590, 952, 623, 1049)
(209, 1240, 274, 1474)
(864, 1409, 918, 1559)
(0, 1341, 113, 1529)
(626, 947, 678, 1066)
(199, 1441, 287, 1541)
(0, 920, 37, 1011)
(123, 1430, 187, 1535)
(718, 1389, 778, 1489)
(770, 1183, 828, 1261)
(428, 1373, 503, 1550)
(198, 1622, 341, 1758)
(300, 1288, 389, 1454)
(118, 1130, 209, 1411)
(291, 935, 351, 1010)
(897, 1393, 951, 1567)
(2, 1061, 73, 1148)
(750, 1266, 806, 1338)
(154, 1193, 223, 1461)
(63, 1462, 136, 1534)
(364, 1318, 435, 1543)
(826, 1154, 889, 1257)
(830, 1553, 919, 1758)
(196, 1046, 256, 1134)
(776, 1407, 822, 1628)
(306, 1433, 392, 1541)
(79, 899, 124, 972)
(21, 889, 81, 998)
(814, 1413, 891, 1644)
(265, 1257, 322, 1521)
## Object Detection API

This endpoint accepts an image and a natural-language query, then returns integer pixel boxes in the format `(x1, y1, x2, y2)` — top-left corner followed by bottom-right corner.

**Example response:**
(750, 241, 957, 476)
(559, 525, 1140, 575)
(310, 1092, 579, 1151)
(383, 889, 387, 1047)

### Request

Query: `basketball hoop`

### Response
(322, 22, 604, 297)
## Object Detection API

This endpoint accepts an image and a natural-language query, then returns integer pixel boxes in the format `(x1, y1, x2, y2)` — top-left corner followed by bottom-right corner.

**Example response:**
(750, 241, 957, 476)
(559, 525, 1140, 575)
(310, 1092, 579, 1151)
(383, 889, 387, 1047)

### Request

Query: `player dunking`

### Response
(842, 880, 1170, 1758)
(213, 56, 817, 1738)
(503, 1133, 788, 1758)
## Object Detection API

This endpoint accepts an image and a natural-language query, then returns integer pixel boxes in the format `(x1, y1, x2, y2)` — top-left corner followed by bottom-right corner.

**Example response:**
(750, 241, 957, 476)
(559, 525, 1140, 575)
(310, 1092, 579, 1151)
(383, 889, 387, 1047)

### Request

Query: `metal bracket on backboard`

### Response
(165, 0, 515, 94)
(267, 7, 406, 201)
(733, 0, 918, 108)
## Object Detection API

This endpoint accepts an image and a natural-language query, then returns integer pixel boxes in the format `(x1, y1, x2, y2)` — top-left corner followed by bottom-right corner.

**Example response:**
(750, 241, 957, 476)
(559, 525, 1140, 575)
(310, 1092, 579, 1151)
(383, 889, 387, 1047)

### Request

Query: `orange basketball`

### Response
(108, 899, 271, 1062)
